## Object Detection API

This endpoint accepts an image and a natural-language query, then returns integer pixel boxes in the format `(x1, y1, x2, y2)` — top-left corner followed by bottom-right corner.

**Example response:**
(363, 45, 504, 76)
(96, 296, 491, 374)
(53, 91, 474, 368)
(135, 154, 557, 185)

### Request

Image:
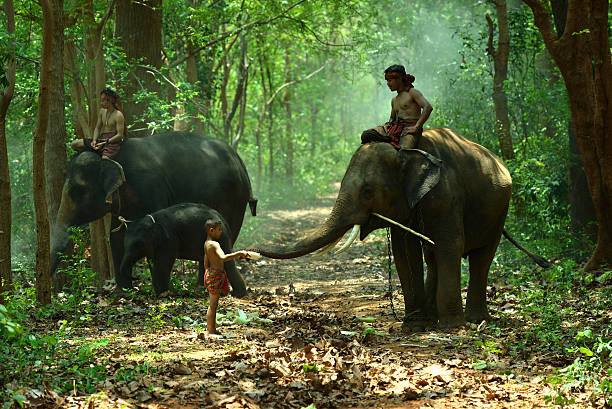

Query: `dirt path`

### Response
(25, 191, 578, 409)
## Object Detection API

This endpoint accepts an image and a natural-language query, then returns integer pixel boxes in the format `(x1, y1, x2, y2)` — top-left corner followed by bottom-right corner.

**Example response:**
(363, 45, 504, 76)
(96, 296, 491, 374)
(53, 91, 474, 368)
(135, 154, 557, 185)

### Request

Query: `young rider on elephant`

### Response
(71, 88, 126, 160)
(361, 65, 433, 150)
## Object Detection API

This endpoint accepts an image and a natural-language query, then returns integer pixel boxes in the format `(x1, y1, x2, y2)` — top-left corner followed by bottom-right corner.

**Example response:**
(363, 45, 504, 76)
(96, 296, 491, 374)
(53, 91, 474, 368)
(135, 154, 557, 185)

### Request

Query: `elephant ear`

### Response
(100, 158, 126, 201)
(399, 149, 442, 208)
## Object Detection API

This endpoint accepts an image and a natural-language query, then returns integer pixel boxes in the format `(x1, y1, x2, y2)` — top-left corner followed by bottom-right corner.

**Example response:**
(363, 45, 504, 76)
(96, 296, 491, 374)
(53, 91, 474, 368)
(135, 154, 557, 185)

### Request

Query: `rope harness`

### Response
(111, 216, 131, 233)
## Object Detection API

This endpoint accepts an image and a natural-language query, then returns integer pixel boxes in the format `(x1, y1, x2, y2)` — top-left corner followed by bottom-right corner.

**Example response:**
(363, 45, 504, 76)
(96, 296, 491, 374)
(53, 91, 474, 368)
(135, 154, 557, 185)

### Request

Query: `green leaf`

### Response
(358, 316, 376, 323)
(472, 360, 488, 370)
(579, 347, 594, 357)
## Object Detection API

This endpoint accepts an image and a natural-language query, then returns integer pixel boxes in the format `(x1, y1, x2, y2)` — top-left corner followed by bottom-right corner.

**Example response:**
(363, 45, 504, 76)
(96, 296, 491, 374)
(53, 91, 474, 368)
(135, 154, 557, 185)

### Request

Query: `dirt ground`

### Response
(21, 191, 589, 409)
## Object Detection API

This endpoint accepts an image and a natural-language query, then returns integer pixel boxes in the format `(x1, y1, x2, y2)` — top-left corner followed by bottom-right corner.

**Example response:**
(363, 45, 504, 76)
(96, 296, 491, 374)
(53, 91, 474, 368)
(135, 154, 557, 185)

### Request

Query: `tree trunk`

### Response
(83, 0, 106, 131)
(34, 0, 54, 305)
(45, 0, 67, 228)
(524, 0, 612, 270)
(0, 0, 16, 301)
(486, 0, 514, 160)
(115, 0, 162, 137)
(547, 0, 597, 251)
(254, 55, 268, 193)
(64, 0, 114, 282)
(64, 44, 88, 139)
(266, 64, 275, 184)
(568, 122, 597, 243)
(282, 49, 293, 185)
(231, 35, 249, 150)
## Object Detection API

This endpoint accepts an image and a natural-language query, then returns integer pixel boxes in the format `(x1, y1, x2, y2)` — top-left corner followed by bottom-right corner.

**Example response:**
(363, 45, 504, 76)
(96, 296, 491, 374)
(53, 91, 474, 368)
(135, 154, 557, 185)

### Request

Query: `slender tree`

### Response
(0, 0, 16, 301)
(523, 0, 612, 270)
(486, 0, 514, 159)
(45, 0, 67, 226)
(63, 0, 115, 282)
(34, 0, 54, 304)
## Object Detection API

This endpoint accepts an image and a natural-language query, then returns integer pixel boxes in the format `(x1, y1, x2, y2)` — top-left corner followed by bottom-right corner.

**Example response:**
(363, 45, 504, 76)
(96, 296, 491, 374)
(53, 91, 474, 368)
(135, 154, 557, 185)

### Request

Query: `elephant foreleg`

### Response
(110, 225, 130, 289)
(423, 245, 438, 320)
(151, 254, 174, 296)
(433, 242, 465, 328)
(196, 260, 205, 289)
(391, 227, 431, 330)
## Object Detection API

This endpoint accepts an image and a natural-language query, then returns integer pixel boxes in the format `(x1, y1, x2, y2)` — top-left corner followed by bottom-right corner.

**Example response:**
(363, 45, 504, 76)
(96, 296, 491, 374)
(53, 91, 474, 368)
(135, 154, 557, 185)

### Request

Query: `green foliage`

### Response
(0, 304, 22, 339)
(0, 292, 110, 406)
(546, 330, 612, 406)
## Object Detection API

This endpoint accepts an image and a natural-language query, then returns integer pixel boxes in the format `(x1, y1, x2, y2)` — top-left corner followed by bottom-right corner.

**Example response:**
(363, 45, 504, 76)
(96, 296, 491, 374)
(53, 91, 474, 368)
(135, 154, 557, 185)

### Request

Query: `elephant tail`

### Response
(249, 197, 258, 217)
(502, 229, 551, 268)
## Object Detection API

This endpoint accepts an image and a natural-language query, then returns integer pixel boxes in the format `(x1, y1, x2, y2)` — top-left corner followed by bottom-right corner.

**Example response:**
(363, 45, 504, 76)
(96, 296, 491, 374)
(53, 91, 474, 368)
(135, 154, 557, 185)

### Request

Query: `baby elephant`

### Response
(119, 203, 246, 296)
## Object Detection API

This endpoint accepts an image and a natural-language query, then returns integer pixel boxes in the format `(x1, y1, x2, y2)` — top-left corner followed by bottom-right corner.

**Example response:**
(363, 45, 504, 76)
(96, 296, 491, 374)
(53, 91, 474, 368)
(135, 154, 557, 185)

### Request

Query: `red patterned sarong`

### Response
(204, 268, 229, 296)
(384, 119, 420, 149)
(84, 132, 121, 159)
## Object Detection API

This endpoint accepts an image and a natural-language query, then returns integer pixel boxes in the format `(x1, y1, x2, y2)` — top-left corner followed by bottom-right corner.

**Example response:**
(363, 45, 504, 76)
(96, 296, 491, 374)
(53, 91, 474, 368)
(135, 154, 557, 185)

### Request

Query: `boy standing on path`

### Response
(71, 88, 126, 159)
(203, 218, 249, 337)
(361, 65, 433, 150)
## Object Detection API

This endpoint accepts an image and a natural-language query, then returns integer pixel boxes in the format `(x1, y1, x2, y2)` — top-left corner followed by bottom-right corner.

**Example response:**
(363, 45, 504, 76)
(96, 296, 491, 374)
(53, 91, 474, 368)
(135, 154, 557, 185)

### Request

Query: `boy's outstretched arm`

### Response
(213, 242, 248, 262)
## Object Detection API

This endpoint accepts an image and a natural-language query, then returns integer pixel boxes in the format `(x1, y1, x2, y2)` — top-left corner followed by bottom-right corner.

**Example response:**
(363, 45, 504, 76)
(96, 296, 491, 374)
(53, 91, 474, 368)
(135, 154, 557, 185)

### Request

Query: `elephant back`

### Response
(419, 128, 511, 187)
(111, 132, 251, 242)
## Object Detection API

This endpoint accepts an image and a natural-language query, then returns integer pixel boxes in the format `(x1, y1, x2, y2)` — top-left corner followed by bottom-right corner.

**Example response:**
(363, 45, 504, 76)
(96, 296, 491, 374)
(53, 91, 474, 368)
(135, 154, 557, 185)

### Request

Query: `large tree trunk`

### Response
(115, 0, 162, 137)
(486, 0, 514, 160)
(45, 0, 67, 227)
(523, 0, 612, 270)
(34, 0, 54, 305)
(547, 0, 597, 250)
(0, 0, 16, 301)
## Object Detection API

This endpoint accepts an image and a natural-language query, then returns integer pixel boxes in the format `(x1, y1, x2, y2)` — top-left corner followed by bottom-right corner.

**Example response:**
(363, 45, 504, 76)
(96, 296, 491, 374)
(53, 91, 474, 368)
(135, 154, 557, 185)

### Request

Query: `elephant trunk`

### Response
(50, 184, 75, 276)
(253, 192, 354, 259)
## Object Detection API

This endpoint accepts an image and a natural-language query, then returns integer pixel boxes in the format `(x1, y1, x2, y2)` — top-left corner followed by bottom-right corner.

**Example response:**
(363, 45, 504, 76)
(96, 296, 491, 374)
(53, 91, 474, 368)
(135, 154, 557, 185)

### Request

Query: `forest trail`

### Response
(29, 189, 570, 409)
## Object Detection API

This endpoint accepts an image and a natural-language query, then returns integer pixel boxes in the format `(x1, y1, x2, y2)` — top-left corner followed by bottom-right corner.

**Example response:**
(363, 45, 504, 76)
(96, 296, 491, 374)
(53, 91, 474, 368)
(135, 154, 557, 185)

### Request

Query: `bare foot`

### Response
(206, 331, 223, 340)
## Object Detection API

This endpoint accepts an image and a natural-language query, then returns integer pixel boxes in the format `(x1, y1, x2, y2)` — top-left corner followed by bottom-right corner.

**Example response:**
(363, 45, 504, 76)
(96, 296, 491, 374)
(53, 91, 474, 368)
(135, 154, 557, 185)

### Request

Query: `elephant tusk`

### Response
(372, 212, 435, 245)
(332, 225, 361, 255)
(312, 235, 344, 258)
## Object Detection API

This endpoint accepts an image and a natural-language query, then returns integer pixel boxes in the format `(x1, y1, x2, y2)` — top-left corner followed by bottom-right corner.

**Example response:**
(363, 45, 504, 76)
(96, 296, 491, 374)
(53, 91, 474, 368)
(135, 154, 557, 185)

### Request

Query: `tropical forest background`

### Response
(0, 0, 611, 408)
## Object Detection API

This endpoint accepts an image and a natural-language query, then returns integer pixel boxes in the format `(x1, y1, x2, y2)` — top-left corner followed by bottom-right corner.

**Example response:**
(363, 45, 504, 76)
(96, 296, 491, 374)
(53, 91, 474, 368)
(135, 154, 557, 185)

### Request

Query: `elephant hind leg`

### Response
(465, 240, 500, 323)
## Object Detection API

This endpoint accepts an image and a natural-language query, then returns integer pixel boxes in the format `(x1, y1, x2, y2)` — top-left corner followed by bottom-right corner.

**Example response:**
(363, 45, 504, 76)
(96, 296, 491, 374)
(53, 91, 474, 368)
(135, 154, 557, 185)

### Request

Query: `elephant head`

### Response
(50, 152, 125, 275)
(118, 216, 161, 279)
(253, 143, 442, 258)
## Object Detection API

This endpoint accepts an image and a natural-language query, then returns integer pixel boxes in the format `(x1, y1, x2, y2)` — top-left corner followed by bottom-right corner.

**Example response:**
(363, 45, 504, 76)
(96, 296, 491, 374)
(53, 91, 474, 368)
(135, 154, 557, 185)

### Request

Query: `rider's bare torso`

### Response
(390, 88, 426, 122)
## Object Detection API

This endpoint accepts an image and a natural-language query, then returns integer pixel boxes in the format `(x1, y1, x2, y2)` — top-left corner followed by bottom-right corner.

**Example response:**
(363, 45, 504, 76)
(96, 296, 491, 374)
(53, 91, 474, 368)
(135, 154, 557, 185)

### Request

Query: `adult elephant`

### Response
(50, 131, 257, 297)
(251, 128, 547, 328)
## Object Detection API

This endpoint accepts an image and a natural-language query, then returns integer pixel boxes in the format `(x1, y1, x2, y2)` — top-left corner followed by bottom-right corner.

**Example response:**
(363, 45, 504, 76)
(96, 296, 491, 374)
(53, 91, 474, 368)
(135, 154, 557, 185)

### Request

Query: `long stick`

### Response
(372, 213, 435, 245)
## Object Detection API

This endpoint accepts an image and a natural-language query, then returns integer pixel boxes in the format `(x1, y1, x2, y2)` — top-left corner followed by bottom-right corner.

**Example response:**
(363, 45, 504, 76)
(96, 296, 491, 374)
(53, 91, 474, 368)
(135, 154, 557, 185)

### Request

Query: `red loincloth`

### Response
(204, 268, 229, 296)
(84, 132, 121, 159)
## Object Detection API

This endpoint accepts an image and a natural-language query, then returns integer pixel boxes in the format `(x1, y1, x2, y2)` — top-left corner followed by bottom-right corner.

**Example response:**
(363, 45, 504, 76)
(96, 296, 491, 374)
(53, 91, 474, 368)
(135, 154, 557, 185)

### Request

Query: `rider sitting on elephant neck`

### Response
(70, 88, 126, 160)
(204, 218, 249, 337)
(361, 65, 433, 150)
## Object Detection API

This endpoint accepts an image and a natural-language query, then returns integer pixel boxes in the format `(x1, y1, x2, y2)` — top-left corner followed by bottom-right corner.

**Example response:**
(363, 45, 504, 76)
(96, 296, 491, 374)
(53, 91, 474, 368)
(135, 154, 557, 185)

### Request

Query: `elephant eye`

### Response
(361, 185, 374, 200)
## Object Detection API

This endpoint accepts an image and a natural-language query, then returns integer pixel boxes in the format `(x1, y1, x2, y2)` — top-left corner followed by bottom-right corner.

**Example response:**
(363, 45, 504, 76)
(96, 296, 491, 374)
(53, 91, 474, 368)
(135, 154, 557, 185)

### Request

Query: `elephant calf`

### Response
(119, 203, 245, 296)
